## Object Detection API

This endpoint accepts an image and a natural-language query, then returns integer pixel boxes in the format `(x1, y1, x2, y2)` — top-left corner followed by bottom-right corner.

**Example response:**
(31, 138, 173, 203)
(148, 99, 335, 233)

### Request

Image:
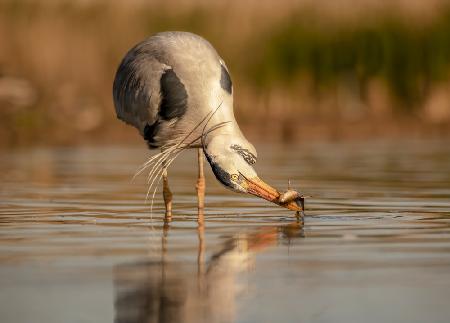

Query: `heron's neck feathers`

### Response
(203, 122, 245, 148)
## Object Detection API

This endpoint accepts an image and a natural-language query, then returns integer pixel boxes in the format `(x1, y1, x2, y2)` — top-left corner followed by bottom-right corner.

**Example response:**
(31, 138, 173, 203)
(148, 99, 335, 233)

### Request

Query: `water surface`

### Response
(1, 140, 450, 323)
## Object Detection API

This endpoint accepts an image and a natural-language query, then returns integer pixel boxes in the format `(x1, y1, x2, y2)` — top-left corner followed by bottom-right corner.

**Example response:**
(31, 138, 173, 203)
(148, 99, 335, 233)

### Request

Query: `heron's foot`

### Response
(196, 176, 205, 210)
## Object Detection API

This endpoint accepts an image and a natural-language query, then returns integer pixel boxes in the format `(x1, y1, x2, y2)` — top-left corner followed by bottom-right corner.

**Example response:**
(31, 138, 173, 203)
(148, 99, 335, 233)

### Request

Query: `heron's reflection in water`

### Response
(114, 211, 304, 323)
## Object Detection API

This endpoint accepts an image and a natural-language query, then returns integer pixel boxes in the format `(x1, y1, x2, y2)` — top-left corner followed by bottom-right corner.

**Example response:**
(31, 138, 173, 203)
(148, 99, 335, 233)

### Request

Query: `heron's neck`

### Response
(203, 121, 244, 147)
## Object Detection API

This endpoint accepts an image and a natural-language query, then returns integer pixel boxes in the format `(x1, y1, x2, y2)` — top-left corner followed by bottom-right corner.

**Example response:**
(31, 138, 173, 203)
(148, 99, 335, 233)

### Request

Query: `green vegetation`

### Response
(251, 13, 450, 110)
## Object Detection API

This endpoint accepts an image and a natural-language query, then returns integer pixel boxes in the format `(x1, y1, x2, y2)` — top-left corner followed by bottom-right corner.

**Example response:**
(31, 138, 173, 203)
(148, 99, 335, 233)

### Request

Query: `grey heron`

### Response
(113, 31, 300, 216)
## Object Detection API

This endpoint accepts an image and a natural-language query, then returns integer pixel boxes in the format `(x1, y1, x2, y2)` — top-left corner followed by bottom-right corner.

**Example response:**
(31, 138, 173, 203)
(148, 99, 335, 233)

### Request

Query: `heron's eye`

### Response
(230, 174, 239, 182)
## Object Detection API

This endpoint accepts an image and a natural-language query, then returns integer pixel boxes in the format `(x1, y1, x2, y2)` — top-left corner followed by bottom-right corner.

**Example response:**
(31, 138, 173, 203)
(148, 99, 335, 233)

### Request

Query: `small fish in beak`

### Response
(243, 177, 307, 213)
(279, 180, 309, 220)
(279, 188, 307, 220)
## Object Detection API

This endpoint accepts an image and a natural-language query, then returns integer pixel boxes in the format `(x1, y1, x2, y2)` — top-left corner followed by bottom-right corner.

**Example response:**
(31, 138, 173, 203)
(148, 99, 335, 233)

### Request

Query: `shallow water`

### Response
(1, 140, 450, 323)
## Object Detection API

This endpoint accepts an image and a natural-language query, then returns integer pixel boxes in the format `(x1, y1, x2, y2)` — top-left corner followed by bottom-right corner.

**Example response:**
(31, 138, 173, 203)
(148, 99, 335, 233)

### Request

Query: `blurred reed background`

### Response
(1, 0, 450, 147)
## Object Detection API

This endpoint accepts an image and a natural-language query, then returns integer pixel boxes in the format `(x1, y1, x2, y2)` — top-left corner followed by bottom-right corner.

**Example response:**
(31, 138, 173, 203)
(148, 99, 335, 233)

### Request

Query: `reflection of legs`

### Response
(162, 167, 172, 218)
(196, 148, 205, 210)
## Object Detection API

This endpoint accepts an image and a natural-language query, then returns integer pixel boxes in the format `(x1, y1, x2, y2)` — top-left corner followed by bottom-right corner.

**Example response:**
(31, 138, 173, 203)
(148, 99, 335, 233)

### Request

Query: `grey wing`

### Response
(113, 47, 169, 139)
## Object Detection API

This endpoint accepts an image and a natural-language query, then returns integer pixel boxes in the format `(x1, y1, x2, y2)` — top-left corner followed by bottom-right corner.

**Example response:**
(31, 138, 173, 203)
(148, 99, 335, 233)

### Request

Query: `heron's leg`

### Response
(197, 207, 205, 292)
(162, 166, 173, 218)
(196, 148, 205, 210)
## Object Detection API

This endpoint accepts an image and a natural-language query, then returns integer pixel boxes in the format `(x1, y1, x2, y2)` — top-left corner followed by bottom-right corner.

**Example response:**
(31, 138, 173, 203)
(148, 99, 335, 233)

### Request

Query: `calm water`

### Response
(1, 140, 450, 323)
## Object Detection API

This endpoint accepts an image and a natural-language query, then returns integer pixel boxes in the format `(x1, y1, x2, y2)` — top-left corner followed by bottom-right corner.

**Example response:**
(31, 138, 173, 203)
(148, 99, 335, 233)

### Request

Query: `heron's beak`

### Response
(244, 177, 301, 211)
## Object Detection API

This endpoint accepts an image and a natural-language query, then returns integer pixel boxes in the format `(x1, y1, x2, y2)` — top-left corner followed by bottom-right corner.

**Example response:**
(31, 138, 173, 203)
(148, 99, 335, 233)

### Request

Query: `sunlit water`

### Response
(1, 140, 450, 323)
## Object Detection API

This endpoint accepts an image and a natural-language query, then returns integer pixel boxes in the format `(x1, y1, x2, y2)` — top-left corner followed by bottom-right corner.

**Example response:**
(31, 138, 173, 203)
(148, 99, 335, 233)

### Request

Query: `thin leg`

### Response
(162, 167, 173, 218)
(196, 148, 205, 210)
(197, 208, 205, 292)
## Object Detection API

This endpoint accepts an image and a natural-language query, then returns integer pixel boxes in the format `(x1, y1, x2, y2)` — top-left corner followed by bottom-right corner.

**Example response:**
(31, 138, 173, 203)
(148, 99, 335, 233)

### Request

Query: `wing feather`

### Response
(113, 44, 169, 135)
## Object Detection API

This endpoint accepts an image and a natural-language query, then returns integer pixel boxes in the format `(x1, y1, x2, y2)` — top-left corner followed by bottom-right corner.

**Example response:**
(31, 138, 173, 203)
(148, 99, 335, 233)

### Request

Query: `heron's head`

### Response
(204, 135, 300, 211)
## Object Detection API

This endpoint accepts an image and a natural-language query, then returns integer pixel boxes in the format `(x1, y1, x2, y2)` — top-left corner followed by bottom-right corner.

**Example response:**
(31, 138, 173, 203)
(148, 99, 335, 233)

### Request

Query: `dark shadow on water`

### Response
(113, 210, 304, 323)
